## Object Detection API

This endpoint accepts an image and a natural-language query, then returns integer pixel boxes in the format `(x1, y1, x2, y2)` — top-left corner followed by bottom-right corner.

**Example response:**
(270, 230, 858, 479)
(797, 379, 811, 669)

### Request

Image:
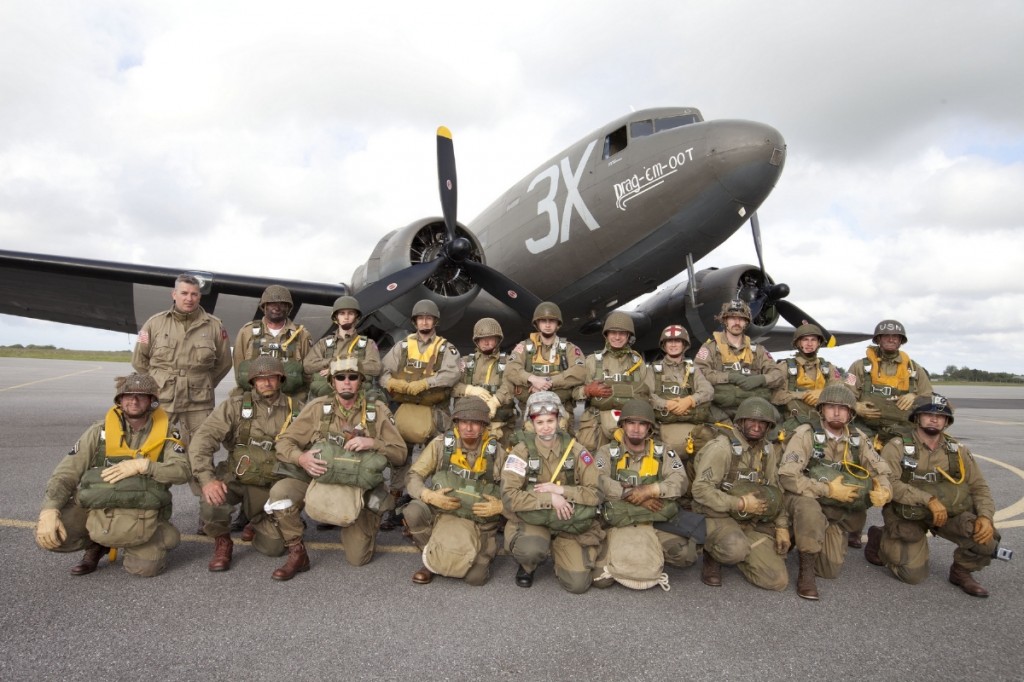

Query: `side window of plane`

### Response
(654, 114, 700, 132)
(603, 125, 628, 159)
(630, 119, 654, 139)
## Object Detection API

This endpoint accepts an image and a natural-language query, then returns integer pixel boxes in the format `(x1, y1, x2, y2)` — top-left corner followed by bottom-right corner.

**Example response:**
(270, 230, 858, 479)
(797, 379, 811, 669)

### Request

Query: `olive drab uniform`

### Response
(304, 330, 382, 399)
(502, 433, 604, 594)
(593, 435, 698, 584)
(645, 356, 715, 493)
(573, 347, 652, 452)
(773, 355, 846, 433)
(695, 332, 785, 420)
(132, 306, 233, 438)
(505, 333, 587, 421)
(877, 432, 999, 585)
(778, 423, 892, 578)
(189, 390, 301, 557)
(271, 394, 406, 566)
(452, 350, 516, 447)
(691, 426, 789, 590)
(404, 429, 506, 585)
(40, 409, 189, 576)
(848, 347, 933, 444)
(232, 319, 313, 399)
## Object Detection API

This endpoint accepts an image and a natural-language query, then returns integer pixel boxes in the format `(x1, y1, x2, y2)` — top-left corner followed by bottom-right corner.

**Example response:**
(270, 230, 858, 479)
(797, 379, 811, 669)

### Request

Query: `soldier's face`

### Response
(535, 318, 559, 337)
(263, 302, 290, 324)
(820, 403, 851, 429)
(335, 310, 358, 329)
(119, 394, 153, 418)
(172, 283, 201, 314)
(877, 334, 902, 353)
(455, 419, 483, 446)
(622, 419, 650, 446)
(415, 315, 436, 334)
(663, 339, 686, 357)
(724, 315, 747, 336)
(252, 375, 281, 399)
(606, 330, 629, 349)
(916, 412, 948, 435)
(476, 336, 499, 354)
(738, 418, 768, 441)
(333, 373, 362, 400)
(797, 336, 820, 354)
(531, 413, 558, 440)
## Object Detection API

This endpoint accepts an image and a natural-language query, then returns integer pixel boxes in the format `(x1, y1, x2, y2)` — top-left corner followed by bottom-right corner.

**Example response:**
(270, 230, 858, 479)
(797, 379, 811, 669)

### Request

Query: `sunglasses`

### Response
(333, 373, 361, 382)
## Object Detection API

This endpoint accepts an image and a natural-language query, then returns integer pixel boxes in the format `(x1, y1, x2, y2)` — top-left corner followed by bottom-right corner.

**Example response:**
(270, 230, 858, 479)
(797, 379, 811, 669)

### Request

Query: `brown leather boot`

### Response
(797, 552, 820, 600)
(208, 534, 233, 572)
(70, 542, 105, 576)
(864, 526, 884, 566)
(240, 524, 256, 542)
(949, 562, 989, 598)
(272, 541, 310, 581)
(412, 565, 434, 584)
(847, 530, 863, 549)
(701, 549, 722, 587)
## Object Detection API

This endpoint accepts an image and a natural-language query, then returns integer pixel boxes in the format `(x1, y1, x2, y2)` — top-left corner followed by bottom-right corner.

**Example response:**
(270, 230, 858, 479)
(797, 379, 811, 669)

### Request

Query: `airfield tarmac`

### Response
(1, 358, 1021, 681)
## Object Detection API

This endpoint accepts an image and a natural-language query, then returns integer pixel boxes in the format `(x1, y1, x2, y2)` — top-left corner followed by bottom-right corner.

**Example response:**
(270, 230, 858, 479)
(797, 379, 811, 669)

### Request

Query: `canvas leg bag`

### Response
(422, 514, 481, 578)
(304, 480, 364, 527)
(395, 403, 435, 444)
(86, 507, 160, 548)
(597, 524, 670, 591)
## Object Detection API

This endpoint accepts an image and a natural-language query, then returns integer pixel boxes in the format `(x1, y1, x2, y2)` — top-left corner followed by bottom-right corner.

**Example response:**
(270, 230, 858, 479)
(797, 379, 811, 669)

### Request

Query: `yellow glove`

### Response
(855, 401, 882, 420)
(825, 475, 859, 503)
(926, 496, 948, 527)
(869, 478, 892, 507)
(463, 385, 491, 400)
(100, 458, 151, 484)
(775, 527, 791, 555)
(973, 516, 995, 545)
(895, 392, 917, 411)
(623, 483, 661, 505)
(406, 379, 429, 396)
(666, 396, 696, 416)
(35, 509, 66, 550)
(421, 487, 461, 511)
(471, 493, 504, 518)
(802, 388, 823, 406)
(484, 394, 502, 418)
(385, 378, 409, 393)
(738, 493, 768, 515)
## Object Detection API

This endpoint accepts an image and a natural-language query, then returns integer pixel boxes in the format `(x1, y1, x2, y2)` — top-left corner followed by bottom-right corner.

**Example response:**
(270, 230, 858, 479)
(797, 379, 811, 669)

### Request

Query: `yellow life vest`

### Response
(103, 407, 177, 463)
(865, 347, 912, 392)
(713, 332, 754, 367)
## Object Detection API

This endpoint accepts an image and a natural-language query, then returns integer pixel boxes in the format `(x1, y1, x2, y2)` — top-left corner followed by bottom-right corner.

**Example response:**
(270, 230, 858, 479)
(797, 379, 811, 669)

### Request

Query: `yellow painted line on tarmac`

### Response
(975, 454, 1024, 524)
(0, 365, 103, 392)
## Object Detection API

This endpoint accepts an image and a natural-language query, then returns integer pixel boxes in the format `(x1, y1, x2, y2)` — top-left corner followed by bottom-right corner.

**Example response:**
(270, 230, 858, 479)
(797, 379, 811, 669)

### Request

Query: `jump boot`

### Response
(863, 526, 884, 566)
(272, 541, 310, 581)
(797, 552, 820, 600)
(700, 549, 722, 587)
(412, 565, 434, 585)
(208, 534, 233, 572)
(948, 562, 989, 598)
(847, 530, 863, 549)
(70, 542, 106, 576)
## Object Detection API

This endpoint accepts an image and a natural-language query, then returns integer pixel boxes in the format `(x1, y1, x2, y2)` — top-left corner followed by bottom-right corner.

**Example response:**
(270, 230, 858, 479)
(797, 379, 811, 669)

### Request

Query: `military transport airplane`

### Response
(0, 106, 863, 354)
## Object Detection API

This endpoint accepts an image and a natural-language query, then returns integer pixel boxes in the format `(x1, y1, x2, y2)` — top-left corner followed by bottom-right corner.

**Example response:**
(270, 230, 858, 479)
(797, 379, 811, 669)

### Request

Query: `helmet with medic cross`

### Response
(659, 324, 691, 350)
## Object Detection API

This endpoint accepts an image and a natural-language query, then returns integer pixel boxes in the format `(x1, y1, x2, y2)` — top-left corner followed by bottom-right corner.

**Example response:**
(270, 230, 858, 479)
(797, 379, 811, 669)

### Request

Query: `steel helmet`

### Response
(247, 356, 287, 385)
(603, 311, 635, 337)
(734, 397, 778, 427)
(910, 393, 954, 426)
(792, 323, 825, 349)
(717, 300, 752, 323)
(472, 317, 503, 343)
(532, 301, 563, 326)
(452, 396, 490, 424)
(816, 382, 857, 411)
(872, 319, 907, 345)
(329, 357, 363, 379)
(618, 398, 657, 427)
(114, 373, 160, 405)
(331, 295, 362, 318)
(525, 390, 564, 419)
(411, 299, 441, 321)
(259, 285, 293, 310)
(659, 325, 690, 349)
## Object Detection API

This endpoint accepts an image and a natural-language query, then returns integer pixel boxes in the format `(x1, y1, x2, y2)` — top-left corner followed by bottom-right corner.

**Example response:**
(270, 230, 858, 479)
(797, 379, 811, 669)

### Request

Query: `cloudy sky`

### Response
(2, 1, 1022, 375)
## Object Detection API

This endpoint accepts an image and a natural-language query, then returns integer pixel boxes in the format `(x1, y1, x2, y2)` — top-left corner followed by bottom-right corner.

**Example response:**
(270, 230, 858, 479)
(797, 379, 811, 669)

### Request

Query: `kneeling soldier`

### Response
(35, 374, 189, 577)
(404, 396, 506, 586)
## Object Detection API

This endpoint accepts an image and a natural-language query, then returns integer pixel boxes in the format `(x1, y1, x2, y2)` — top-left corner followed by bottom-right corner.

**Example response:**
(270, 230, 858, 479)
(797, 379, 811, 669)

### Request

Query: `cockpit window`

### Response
(630, 119, 654, 138)
(655, 114, 700, 131)
(603, 125, 628, 159)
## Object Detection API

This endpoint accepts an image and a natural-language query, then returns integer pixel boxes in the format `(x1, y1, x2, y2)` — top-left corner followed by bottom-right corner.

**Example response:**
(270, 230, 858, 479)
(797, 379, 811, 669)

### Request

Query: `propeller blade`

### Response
(462, 260, 543, 320)
(776, 300, 837, 347)
(750, 212, 766, 275)
(354, 260, 444, 314)
(437, 126, 458, 243)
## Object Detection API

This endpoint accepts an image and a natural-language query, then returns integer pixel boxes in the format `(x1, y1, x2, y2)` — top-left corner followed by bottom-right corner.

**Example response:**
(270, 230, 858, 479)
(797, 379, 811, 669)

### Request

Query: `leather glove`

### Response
(35, 509, 66, 550)
(973, 516, 995, 546)
(463, 385, 491, 400)
(801, 388, 823, 406)
(666, 396, 696, 415)
(895, 392, 917, 411)
(421, 487, 461, 511)
(733, 373, 767, 391)
(868, 478, 892, 507)
(855, 401, 882, 420)
(825, 475, 860, 504)
(584, 380, 613, 399)
(484, 394, 502, 418)
(385, 378, 408, 393)
(100, 458, 151, 484)
(471, 494, 504, 518)
(738, 493, 768, 515)
(775, 527, 791, 555)
(405, 379, 430, 396)
(623, 483, 660, 505)
(639, 498, 664, 513)
(926, 496, 948, 527)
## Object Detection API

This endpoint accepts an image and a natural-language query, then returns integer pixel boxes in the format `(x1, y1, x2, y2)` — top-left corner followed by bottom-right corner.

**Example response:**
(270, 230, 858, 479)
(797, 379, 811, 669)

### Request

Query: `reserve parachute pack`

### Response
(892, 434, 974, 522)
(803, 426, 872, 511)
(651, 360, 711, 424)
(429, 430, 502, 524)
(227, 392, 299, 487)
(602, 439, 680, 527)
(714, 425, 783, 523)
(588, 349, 646, 411)
(515, 432, 598, 534)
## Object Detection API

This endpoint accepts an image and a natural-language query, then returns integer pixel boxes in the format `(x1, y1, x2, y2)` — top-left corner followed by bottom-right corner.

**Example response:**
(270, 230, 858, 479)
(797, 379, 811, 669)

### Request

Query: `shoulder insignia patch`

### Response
(696, 346, 710, 361)
(503, 453, 528, 476)
(580, 450, 593, 466)
(221, 329, 229, 340)
(845, 373, 857, 386)
(138, 330, 149, 344)
(513, 342, 525, 355)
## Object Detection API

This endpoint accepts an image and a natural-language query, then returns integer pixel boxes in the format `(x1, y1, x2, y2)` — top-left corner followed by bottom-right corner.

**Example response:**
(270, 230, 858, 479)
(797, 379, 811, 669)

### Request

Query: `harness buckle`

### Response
(449, 465, 473, 480)
(535, 365, 552, 375)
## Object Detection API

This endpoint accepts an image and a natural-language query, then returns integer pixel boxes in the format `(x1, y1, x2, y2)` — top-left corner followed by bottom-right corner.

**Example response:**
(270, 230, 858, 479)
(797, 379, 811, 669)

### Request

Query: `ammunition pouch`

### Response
(432, 469, 502, 524)
(603, 498, 680, 527)
(805, 460, 871, 511)
(78, 467, 172, 510)
(892, 481, 974, 523)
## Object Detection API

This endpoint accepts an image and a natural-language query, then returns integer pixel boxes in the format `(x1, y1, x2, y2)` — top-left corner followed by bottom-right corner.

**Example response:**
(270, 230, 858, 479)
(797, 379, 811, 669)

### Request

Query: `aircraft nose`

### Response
(707, 121, 787, 207)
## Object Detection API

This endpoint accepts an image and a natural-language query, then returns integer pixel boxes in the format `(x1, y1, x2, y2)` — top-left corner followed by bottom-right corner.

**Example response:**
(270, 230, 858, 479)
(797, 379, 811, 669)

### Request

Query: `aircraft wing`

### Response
(0, 250, 349, 339)
(753, 325, 871, 352)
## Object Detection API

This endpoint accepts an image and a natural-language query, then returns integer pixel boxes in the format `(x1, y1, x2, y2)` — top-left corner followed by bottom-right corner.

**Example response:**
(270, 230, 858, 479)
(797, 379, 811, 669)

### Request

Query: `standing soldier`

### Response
(865, 394, 1003, 598)
(268, 358, 406, 579)
(378, 299, 461, 530)
(189, 356, 300, 572)
(694, 300, 785, 420)
(773, 323, 846, 434)
(452, 318, 516, 447)
(592, 399, 697, 591)
(34, 374, 189, 577)
(505, 301, 586, 430)
(778, 383, 893, 600)
(132, 273, 232, 439)
(403, 396, 506, 586)
(573, 312, 651, 453)
(232, 285, 312, 400)
(691, 397, 790, 591)
(502, 391, 604, 594)
(304, 295, 382, 400)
